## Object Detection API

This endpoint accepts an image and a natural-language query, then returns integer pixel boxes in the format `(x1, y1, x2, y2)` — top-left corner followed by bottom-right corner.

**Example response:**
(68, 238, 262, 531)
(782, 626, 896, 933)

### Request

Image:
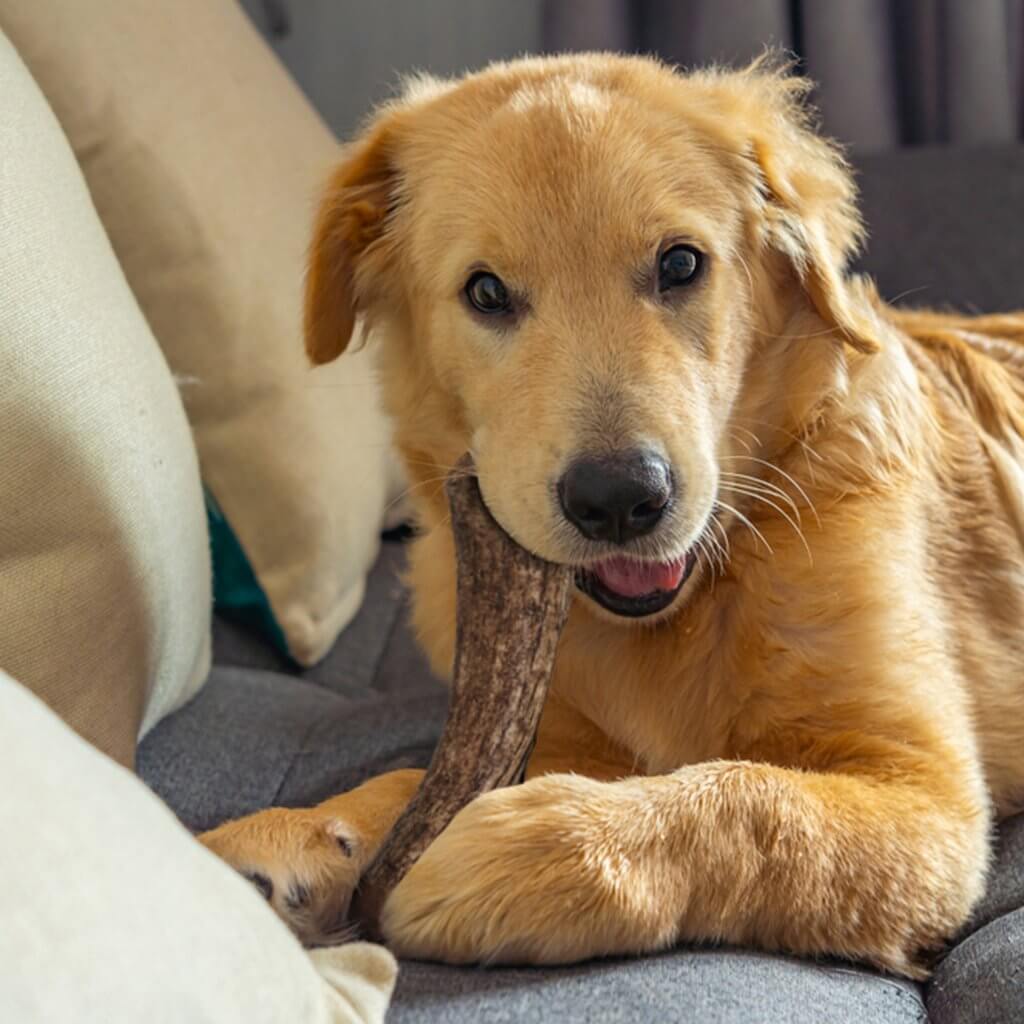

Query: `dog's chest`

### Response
(553, 592, 753, 772)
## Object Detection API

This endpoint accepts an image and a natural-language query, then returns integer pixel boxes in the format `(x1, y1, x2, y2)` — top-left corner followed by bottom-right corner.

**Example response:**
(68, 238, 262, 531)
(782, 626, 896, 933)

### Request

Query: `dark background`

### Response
(241, 0, 1024, 150)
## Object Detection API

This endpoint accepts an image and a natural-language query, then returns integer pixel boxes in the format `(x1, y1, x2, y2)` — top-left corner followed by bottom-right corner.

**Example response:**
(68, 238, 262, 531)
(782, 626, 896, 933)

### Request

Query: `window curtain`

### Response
(543, 0, 1024, 149)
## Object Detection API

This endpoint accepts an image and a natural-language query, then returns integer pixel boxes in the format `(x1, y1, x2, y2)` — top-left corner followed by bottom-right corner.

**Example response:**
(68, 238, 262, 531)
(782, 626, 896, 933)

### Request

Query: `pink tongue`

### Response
(592, 556, 687, 598)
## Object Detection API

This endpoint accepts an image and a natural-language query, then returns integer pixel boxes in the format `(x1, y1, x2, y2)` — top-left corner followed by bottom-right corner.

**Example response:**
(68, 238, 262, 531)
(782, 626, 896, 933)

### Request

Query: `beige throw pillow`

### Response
(0, 29, 211, 766)
(0, 672, 396, 1024)
(0, 0, 403, 666)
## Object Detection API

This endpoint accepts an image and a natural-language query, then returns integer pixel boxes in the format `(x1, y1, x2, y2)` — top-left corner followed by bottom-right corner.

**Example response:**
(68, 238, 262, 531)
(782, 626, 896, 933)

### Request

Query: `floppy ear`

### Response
(304, 118, 401, 365)
(702, 61, 881, 354)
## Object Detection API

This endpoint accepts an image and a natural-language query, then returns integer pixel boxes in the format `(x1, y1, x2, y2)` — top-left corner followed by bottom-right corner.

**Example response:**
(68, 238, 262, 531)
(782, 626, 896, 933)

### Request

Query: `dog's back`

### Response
(894, 308, 1024, 427)
(888, 306, 1024, 813)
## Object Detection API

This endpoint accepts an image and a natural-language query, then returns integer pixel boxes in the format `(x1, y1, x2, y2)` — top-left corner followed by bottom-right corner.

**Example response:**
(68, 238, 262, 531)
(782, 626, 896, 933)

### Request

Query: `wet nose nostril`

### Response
(632, 499, 662, 520)
(558, 449, 675, 544)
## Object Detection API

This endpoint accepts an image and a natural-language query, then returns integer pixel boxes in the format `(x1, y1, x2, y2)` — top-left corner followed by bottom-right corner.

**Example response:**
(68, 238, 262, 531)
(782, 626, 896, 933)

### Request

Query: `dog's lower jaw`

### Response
(574, 551, 697, 619)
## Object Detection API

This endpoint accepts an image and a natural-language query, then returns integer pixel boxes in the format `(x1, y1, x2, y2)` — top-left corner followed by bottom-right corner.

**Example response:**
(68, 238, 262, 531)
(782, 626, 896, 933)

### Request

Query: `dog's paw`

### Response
(199, 807, 364, 946)
(380, 773, 676, 964)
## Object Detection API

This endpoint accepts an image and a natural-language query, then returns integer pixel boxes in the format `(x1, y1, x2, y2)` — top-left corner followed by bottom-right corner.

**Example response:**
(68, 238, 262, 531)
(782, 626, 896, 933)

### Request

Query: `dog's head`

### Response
(305, 54, 879, 622)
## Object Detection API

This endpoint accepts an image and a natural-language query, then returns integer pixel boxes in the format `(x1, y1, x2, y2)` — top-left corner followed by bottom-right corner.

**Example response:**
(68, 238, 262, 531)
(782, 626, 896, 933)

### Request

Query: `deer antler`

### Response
(352, 455, 573, 938)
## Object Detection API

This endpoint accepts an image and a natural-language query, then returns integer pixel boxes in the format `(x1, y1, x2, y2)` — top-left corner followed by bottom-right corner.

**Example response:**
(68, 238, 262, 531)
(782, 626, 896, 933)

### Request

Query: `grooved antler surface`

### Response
(352, 455, 573, 938)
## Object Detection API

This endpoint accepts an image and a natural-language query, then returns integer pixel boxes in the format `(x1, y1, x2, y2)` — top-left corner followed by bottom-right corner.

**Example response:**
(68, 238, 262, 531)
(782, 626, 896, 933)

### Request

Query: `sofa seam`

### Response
(269, 715, 323, 806)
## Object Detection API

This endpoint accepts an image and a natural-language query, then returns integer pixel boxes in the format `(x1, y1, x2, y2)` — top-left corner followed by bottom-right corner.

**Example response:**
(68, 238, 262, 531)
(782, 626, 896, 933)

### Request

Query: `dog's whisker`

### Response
(707, 511, 732, 563)
(693, 536, 716, 590)
(727, 416, 825, 492)
(383, 464, 480, 513)
(703, 513, 730, 579)
(730, 424, 764, 449)
(719, 476, 801, 522)
(719, 471, 802, 521)
(727, 430, 755, 455)
(388, 457, 482, 516)
(718, 455, 821, 527)
(698, 530, 725, 579)
(885, 284, 931, 306)
(714, 499, 774, 556)
(401, 457, 468, 474)
(383, 474, 458, 515)
(719, 483, 813, 566)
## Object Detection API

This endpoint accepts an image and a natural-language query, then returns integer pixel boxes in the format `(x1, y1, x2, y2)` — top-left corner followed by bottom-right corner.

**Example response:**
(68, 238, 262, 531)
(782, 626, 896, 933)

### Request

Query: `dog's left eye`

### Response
(465, 271, 512, 315)
(658, 244, 702, 290)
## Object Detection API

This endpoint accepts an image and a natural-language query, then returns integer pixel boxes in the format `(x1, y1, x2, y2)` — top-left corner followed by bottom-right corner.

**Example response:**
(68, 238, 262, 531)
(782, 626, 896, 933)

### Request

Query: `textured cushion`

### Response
(0, 29, 210, 765)
(926, 814, 1024, 1024)
(393, 953, 925, 1024)
(0, 671, 395, 1024)
(927, 908, 1024, 1024)
(0, 0, 403, 667)
(138, 663, 447, 832)
(963, 813, 1024, 935)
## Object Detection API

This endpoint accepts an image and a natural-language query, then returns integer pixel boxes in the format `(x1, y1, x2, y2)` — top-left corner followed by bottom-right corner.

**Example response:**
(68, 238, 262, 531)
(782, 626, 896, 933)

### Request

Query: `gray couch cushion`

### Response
(965, 814, 1024, 936)
(925, 815, 1024, 1024)
(927, 909, 1024, 1024)
(139, 662, 927, 1024)
(393, 952, 925, 1024)
(138, 663, 446, 832)
(211, 540, 420, 699)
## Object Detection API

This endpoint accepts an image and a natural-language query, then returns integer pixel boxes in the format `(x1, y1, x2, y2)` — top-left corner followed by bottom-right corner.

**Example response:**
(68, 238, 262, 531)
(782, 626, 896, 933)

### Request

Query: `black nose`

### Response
(558, 449, 673, 543)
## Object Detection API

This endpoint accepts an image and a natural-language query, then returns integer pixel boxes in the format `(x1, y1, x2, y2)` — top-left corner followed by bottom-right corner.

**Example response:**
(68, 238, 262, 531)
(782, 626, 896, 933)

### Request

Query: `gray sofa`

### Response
(138, 145, 1024, 1024)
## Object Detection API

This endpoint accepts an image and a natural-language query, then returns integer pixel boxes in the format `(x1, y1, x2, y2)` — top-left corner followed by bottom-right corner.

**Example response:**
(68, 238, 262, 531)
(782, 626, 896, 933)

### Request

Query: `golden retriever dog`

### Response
(200, 53, 1024, 978)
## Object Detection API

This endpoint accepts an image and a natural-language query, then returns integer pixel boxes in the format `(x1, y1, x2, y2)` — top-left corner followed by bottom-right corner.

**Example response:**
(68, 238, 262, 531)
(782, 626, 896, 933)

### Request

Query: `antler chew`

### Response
(352, 454, 573, 939)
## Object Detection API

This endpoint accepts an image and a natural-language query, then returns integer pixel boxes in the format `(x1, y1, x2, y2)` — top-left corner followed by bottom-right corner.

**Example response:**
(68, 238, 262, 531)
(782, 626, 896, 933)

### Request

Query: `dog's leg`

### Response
(198, 697, 629, 943)
(380, 739, 990, 977)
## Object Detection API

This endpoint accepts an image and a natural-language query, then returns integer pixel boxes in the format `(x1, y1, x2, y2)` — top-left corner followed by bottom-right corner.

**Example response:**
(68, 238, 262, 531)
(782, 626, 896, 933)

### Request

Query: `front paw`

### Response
(200, 807, 363, 946)
(380, 774, 678, 964)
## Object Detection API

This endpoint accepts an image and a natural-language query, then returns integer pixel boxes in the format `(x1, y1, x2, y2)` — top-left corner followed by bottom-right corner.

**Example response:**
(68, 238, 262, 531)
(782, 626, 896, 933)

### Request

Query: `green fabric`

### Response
(204, 488, 293, 662)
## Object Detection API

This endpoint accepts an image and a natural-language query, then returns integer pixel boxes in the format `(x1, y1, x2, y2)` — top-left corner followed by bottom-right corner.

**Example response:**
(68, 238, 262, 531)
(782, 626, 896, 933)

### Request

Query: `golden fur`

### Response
(200, 54, 1024, 977)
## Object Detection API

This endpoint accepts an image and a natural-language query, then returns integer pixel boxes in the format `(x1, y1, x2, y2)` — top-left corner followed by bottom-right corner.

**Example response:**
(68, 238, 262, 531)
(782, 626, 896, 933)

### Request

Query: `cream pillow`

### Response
(0, 0, 403, 666)
(0, 29, 210, 765)
(0, 672, 396, 1024)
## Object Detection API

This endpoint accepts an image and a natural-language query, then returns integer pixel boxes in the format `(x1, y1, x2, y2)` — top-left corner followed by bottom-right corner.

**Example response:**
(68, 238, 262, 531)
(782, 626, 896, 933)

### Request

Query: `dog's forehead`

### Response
(405, 74, 742, 273)
(502, 77, 613, 119)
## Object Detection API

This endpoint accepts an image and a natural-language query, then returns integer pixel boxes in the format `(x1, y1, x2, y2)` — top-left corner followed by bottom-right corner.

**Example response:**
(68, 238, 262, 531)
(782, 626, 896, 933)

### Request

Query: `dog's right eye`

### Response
(465, 272, 512, 315)
(658, 244, 702, 291)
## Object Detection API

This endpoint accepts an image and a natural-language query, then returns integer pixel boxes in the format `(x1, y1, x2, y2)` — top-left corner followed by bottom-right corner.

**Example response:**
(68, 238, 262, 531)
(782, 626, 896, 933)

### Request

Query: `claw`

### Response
(244, 870, 273, 902)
